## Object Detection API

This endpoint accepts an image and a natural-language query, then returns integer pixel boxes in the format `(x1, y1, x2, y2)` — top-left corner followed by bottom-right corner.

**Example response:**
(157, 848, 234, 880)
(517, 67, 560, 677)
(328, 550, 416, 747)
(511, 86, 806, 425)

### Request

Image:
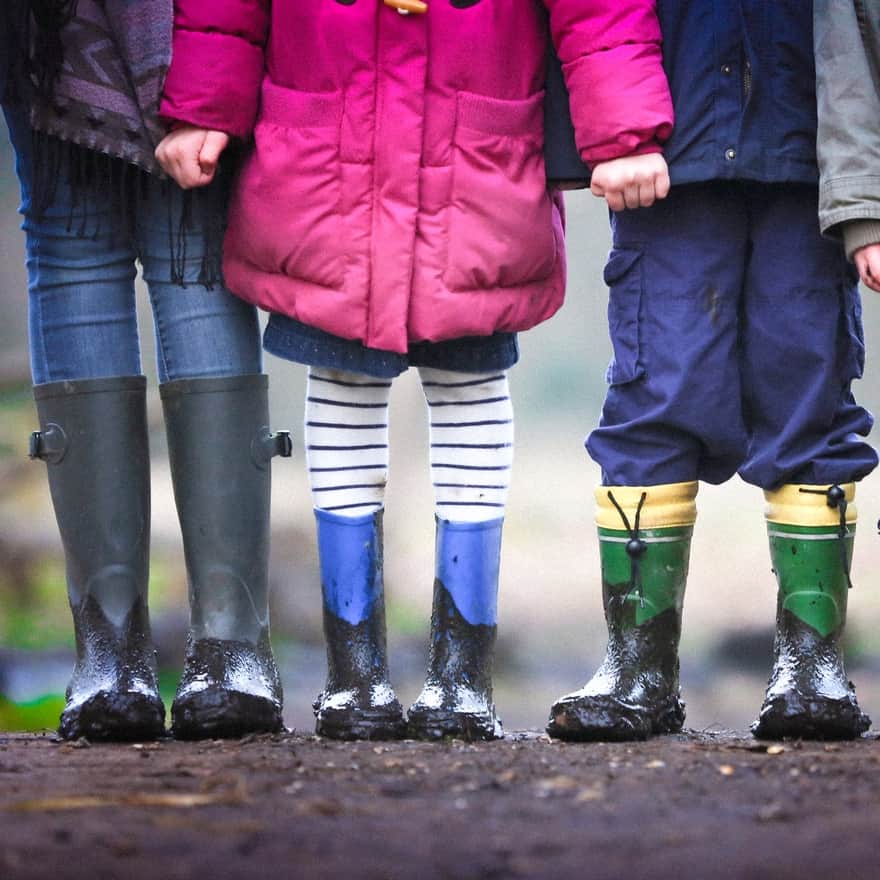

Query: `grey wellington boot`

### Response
(161, 375, 291, 739)
(31, 376, 165, 741)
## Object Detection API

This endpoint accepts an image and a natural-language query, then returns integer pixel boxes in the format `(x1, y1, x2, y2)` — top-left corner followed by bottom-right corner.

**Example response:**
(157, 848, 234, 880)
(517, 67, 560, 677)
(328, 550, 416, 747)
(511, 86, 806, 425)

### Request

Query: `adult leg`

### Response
(305, 366, 406, 740)
(739, 183, 875, 739)
(22, 136, 163, 740)
(137, 179, 290, 738)
(548, 184, 749, 741)
(407, 368, 513, 741)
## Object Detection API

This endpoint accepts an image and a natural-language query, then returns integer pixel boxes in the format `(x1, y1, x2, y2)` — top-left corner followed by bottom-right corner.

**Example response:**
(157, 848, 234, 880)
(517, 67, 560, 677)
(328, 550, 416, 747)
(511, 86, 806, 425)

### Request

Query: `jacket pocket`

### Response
(603, 248, 646, 385)
(444, 91, 556, 292)
(233, 81, 346, 289)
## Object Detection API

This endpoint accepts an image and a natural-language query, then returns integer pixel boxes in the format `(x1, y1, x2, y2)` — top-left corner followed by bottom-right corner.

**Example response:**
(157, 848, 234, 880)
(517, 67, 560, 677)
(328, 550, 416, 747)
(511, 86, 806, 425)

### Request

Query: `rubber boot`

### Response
(407, 517, 504, 741)
(30, 376, 165, 741)
(547, 482, 697, 741)
(313, 508, 406, 740)
(752, 483, 870, 740)
(161, 375, 291, 739)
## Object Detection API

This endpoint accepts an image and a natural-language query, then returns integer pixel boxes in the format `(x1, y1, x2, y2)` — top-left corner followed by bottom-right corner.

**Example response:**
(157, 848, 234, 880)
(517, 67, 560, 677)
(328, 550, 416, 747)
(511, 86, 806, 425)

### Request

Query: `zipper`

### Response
(743, 59, 752, 103)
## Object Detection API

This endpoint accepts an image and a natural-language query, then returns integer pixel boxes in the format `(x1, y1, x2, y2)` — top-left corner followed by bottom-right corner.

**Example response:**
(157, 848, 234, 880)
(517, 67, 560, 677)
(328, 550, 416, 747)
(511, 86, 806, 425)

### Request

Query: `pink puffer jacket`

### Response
(161, 1, 672, 354)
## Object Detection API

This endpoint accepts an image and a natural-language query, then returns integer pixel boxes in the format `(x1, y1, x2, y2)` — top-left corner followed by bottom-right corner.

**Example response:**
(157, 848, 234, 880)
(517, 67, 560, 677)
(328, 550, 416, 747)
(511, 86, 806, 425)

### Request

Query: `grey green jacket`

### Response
(815, 0, 880, 259)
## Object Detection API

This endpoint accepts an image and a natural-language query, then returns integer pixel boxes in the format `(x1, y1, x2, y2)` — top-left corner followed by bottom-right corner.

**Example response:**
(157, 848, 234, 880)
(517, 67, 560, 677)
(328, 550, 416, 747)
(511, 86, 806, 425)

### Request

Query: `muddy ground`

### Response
(1, 729, 879, 880)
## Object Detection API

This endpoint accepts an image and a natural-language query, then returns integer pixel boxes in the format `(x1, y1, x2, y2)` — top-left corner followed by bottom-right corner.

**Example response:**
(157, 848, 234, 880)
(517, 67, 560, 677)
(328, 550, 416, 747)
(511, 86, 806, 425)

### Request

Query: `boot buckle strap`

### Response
(251, 428, 293, 467)
(29, 424, 67, 463)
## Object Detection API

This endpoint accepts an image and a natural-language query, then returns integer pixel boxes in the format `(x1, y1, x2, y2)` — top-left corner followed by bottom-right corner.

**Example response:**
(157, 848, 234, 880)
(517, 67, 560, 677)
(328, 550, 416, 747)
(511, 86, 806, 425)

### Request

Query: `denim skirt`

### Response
(263, 314, 519, 378)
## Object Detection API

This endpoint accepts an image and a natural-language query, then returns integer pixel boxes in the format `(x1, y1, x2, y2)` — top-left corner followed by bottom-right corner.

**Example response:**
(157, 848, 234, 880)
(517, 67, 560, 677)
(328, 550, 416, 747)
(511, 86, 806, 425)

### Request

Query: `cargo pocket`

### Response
(603, 248, 645, 385)
(840, 280, 866, 381)
(232, 81, 346, 289)
(444, 91, 556, 291)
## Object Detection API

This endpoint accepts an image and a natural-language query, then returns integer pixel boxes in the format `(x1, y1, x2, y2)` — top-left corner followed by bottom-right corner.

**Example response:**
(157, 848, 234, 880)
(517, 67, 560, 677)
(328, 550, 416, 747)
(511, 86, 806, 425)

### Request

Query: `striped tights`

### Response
(305, 366, 513, 522)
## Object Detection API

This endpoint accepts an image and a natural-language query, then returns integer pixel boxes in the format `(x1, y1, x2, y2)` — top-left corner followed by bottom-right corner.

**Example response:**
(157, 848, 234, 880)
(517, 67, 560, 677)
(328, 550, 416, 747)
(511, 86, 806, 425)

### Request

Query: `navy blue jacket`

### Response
(545, 0, 819, 186)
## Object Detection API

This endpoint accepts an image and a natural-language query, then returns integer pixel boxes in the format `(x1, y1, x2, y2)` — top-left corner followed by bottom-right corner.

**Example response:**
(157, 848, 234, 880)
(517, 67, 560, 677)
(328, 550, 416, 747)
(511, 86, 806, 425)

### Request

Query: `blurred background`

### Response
(2, 129, 880, 736)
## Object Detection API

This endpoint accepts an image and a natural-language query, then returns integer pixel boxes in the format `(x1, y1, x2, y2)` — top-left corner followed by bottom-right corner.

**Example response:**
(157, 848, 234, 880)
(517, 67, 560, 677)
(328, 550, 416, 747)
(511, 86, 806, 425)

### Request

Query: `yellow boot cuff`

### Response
(764, 483, 856, 527)
(595, 481, 698, 530)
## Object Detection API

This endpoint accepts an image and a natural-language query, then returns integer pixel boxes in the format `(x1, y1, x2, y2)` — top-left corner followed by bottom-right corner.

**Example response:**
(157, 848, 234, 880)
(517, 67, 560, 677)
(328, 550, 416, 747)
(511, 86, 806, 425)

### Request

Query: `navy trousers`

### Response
(588, 182, 877, 490)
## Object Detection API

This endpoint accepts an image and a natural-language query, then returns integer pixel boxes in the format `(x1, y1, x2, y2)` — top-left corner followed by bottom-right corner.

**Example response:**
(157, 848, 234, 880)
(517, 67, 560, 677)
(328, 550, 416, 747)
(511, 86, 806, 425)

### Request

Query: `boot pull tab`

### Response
(607, 489, 648, 608)
(29, 423, 67, 464)
(251, 427, 293, 468)
(799, 485, 853, 590)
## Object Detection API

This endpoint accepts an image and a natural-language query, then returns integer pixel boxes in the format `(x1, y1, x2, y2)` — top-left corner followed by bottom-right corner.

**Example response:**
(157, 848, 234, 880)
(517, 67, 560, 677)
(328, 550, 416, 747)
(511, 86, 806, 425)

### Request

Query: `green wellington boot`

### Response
(31, 377, 165, 741)
(752, 483, 870, 740)
(162, 375, 291, 739)
(547, 482, 697, 741)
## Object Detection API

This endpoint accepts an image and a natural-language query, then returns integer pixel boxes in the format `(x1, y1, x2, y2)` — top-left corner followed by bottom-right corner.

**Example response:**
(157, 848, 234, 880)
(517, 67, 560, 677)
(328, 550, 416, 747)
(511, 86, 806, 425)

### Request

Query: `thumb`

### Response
(198, 131, 230, 175)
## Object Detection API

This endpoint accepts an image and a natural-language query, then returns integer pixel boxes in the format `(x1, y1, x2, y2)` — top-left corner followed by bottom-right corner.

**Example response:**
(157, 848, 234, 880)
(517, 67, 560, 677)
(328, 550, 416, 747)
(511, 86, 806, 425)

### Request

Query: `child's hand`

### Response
(590, 154, 670, 212)
(155, 125, 230, 189)
(854, 243, 880, 293)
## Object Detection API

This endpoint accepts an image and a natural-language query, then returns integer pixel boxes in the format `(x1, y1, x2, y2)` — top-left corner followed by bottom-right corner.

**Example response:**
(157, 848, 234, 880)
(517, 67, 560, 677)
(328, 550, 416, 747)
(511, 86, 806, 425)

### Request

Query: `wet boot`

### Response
(162, 375, 291, 739)
(407, 517, 504, 741)
(752, 483, 870, 740)
(313, 508, 406, 740)
(547, 482, 697, 741)
(31, 376, 165, 741)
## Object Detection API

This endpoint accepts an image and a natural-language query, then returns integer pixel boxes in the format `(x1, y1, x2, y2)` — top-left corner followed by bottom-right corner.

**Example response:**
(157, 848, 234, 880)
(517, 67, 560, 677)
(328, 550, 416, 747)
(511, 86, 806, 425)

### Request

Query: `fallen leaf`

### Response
(718, 765, 735, 777)
(766, 745, 785, 756)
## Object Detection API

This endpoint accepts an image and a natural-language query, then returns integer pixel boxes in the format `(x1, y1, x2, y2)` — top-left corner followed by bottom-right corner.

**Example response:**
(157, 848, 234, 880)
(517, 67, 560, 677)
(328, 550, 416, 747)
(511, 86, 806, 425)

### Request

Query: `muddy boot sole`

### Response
(751, 693, 871, 741)
(407, 706, 503, 742)
(171, 688, 284, 740)
(314, 703, 407, 741)
(546, 693, 685, 742)
(59, 691, 166, 742)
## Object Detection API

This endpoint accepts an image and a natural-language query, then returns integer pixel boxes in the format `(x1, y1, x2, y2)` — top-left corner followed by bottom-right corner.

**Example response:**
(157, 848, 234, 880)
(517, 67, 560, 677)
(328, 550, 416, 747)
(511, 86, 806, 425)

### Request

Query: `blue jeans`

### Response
(3, 103, 261, 385)
(588, 181, 877, 490)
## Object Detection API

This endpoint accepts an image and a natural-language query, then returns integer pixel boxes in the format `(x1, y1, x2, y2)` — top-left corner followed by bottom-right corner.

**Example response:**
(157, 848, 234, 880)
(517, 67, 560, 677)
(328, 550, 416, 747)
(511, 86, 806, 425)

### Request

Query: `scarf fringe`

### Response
(28, 132, 226, 290)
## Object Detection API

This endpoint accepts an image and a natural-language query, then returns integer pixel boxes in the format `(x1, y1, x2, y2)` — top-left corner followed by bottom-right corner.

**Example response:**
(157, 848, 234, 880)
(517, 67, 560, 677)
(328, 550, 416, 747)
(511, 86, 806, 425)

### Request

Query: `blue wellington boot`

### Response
(407, 517, 504, 741)
(313, 509, 406, 740)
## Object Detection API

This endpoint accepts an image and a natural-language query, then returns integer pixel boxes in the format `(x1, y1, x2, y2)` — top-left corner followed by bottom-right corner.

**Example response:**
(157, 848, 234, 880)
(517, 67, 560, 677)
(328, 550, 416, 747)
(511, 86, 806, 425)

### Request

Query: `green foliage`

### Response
(0, 694, 64, 733)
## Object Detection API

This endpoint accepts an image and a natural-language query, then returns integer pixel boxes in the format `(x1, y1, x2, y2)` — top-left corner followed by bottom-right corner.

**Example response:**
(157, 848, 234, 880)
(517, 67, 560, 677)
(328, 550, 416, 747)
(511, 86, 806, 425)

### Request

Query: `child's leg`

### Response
(549, 183, 750, 741)
(739, 183, 875, 739)
(407, 367, 512, 741)
(305, 366, 406, 740)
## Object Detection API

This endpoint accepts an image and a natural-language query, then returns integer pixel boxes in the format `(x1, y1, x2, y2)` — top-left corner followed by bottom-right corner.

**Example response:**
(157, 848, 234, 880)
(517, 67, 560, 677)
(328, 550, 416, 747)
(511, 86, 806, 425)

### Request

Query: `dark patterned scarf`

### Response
(28, 0, 173, 173)
(9, 0, 224, 287)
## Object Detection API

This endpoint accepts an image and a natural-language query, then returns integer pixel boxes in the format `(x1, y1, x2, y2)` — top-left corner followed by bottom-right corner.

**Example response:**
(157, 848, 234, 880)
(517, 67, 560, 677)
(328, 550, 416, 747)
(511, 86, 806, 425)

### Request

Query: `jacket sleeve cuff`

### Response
(563, 44, 674, 166)
(160, 29, 264, 138)
(843, 220, 880, 261)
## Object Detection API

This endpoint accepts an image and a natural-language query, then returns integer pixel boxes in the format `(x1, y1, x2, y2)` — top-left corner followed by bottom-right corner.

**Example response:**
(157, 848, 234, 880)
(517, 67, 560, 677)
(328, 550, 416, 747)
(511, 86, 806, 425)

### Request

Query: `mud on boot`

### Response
(752, 484, 871, 741)
(171, 632, 283, 739)
(407, 519, 504, 742)
(314, 509, 406, 740)
(60, 594, 165, 741)
(405, 593, 503, 742)
(547, 607, 686, 742)
(31, 377, 166, 742)
(547, 484, 696, 742)
(313, 610, 406, 740)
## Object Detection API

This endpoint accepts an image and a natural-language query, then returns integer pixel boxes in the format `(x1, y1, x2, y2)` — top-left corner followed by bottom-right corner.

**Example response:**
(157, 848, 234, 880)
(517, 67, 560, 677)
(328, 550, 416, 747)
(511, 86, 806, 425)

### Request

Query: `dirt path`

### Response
(1, 730, 879, 880)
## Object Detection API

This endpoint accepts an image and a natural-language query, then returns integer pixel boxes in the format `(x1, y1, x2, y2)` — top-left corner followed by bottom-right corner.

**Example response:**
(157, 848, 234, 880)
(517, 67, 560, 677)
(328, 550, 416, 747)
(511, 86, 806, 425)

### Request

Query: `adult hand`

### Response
(590, 153, 670, 212)
(155, 126, 230, 189)
(853, 243, 880, 293)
